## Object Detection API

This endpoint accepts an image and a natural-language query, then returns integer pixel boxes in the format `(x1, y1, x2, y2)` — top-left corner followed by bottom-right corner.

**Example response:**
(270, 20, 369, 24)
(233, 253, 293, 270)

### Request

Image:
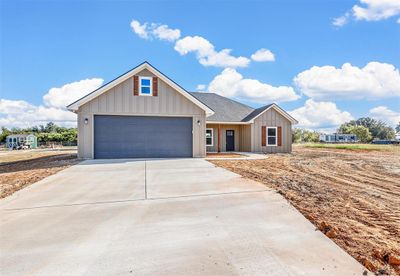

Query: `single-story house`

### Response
(67, 62, 297, 159)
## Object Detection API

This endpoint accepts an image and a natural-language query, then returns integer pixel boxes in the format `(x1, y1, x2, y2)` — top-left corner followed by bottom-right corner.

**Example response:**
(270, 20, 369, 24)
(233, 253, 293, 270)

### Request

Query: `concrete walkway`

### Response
(0, 159, 366, 275)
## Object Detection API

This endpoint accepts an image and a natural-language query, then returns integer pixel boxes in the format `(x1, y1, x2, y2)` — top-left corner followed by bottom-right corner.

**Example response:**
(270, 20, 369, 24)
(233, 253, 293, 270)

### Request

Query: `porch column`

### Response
(218, 124, 221, 152)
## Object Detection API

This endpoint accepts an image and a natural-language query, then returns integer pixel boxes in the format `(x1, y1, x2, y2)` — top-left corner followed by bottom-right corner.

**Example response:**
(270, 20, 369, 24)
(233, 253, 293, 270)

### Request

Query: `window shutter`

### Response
(133, 76, 139, 96)
(261, 126, 266, 146)
(278, 126, 282, 146)
(152, 77, 158, 96)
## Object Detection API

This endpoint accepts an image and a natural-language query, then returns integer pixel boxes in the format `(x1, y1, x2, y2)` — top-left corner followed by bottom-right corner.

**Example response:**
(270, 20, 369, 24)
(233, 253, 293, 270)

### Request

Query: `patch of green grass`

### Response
(295, 143, 399, 152)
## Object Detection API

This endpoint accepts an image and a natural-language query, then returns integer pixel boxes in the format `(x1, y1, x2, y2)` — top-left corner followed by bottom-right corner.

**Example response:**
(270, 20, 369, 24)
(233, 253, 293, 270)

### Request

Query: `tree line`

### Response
(0, 122, 77, 144)
(293, 117, 399, 143)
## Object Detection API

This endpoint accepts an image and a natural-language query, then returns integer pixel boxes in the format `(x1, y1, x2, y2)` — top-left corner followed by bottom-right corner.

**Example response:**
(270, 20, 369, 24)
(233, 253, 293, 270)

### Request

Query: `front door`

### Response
(226, 130, 235, 151)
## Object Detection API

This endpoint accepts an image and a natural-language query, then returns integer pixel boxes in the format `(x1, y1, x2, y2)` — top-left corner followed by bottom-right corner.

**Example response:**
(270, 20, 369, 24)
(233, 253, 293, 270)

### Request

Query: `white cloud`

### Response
(43, 78, 104, 109)
(196, 84, 206, 91)
(174, 36, 250, 68)
(130, 20, 252, 68)
(1, 78, 103, 128)
(130, 20, 149, 39)
(353, 0, 400, 21)
(289, 99, 354, 129)
(130, 20, 181, 41)
(207, 68, 300, 103)
(334, 0, 400, 26)
(152, 25, 181, 41)
(251, 48, 275, 62)
(369, 106, 400, 126)
(333, 13, 351, 27)
(294, 62, 400, 100)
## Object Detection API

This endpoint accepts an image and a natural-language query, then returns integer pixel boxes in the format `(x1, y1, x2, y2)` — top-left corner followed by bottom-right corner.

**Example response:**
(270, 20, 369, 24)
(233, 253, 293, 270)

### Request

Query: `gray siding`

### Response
(77, 68, 206, 159)
(251, 108, 292, 153)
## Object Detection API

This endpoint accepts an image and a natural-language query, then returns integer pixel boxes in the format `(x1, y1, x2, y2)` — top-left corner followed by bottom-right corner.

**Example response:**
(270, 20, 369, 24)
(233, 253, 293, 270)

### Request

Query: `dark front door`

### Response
(94, 115, 193, 159)
(226, 130, 235, 151)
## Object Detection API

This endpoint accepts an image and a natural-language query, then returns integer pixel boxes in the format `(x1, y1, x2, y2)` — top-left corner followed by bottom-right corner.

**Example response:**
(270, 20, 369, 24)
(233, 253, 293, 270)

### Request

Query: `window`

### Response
(267, 127, 277, 146)
(139, 76, 152, 96)
(206, 128, 213, 146)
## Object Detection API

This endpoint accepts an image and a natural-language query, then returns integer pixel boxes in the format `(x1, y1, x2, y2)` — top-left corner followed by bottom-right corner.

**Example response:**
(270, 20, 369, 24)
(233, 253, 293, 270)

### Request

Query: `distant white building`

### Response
(319, 133, 358, 143)
(395, 132, 400, 141)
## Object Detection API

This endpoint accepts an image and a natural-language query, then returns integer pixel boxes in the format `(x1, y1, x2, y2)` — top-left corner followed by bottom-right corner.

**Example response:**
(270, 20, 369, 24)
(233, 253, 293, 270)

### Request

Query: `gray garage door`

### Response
(94, 115, 193, 159)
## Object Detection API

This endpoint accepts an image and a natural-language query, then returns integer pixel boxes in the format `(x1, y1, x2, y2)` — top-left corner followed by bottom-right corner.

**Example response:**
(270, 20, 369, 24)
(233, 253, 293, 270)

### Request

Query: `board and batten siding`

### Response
(251, 108, 292, 153)
(206, 124, 249, 152)
(77, 68, 206, 159)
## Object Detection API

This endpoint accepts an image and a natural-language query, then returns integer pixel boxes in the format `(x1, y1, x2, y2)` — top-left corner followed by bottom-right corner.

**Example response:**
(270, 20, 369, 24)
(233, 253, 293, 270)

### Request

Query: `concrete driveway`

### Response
(0, 159, 365, 275)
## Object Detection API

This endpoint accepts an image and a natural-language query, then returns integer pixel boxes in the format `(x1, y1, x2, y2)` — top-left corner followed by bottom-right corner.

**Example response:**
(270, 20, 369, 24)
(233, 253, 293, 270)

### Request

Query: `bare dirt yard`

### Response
(0, 148, 79, 199)
(210, 145, 400, 275)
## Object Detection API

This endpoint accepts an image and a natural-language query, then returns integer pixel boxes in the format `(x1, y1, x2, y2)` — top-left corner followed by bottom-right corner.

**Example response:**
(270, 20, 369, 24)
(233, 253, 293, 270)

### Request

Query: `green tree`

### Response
(44, 122, 57, 133)
(396, 122, 400, 133)
(292, 128, 320, 143)
(339, 117, 395, 140)
(0, 127, 11, 143)
(341, 125, 372, 143)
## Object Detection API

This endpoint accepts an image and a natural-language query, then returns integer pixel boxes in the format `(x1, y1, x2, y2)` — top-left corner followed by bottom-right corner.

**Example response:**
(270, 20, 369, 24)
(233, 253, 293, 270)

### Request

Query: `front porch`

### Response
(206, 123, 252, 153)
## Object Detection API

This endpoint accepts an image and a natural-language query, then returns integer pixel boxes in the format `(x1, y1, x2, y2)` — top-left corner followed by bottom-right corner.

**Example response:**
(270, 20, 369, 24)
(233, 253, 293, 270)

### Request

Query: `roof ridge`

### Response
(189, 92, 254, 110)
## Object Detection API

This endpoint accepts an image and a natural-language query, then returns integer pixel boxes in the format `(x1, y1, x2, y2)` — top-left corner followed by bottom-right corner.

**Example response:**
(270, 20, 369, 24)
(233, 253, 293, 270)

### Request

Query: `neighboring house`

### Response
(67, 62, 297, 159)
(6, 134, 38, 149)
(396, 132, 400, 141)
(319, 133, 358, 143)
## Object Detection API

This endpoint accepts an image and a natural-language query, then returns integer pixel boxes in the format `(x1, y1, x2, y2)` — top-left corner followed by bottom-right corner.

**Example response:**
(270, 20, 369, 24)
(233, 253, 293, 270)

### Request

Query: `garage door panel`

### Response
(94, 115, 192, 159)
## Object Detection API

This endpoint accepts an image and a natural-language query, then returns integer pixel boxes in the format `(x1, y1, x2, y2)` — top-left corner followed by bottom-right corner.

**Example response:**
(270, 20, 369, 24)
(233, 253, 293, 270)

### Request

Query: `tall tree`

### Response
(396, 122, 400, 133)
(339, 117, 395, 140)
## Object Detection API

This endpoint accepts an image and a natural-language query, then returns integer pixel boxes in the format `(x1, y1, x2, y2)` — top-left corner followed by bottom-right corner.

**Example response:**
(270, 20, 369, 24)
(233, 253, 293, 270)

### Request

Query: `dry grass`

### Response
(0, 147, 77, 164)
(0, 149, 79, 198)
(211, 147, 400, 275)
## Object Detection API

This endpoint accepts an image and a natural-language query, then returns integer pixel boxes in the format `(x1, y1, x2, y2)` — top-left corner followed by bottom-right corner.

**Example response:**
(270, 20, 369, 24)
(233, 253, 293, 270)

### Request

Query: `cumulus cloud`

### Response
(131, 20, 253, 68)
(207, 68, 300, 103)
(43, 78, 104, 109)
(174, 36, 250, 68)
(369, 106, 400, 127)
(333, 0, 400, 26)
(289, 99, 354, 129)
(1, 78, 103, 128)
(251, 48, 275, 62)
(130, 20, 181, 41)
(294, 62, 400, 100)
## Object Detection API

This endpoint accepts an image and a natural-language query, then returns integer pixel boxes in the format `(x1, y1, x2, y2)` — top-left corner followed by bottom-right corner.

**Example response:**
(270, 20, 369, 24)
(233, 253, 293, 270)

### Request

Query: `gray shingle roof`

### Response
(241, 104, 273, 121)
(189, 92, 272, 122)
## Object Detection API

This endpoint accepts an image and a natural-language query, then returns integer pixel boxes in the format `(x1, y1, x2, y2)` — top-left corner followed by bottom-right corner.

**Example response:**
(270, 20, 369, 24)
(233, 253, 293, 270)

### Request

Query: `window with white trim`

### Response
(206, 128, 213, 146)
(139, 76, 153, 96)
(267, 127, 277, 146)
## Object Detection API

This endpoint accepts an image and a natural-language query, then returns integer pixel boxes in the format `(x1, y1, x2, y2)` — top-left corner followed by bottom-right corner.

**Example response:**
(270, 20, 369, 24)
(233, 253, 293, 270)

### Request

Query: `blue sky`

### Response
(0, 0, 399, 130)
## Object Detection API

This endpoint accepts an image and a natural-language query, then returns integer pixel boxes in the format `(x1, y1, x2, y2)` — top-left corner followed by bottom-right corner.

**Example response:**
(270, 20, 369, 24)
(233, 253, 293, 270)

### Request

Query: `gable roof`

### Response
(189, 92, 254, 122)
(189, 92, 298, 124)
(67, 62, 214, 116)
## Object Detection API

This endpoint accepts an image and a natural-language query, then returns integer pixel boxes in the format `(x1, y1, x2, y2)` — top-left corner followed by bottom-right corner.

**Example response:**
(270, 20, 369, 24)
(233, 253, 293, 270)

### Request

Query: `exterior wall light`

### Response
(197, 120, 201, 126)
(84, 118, 89, 125)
